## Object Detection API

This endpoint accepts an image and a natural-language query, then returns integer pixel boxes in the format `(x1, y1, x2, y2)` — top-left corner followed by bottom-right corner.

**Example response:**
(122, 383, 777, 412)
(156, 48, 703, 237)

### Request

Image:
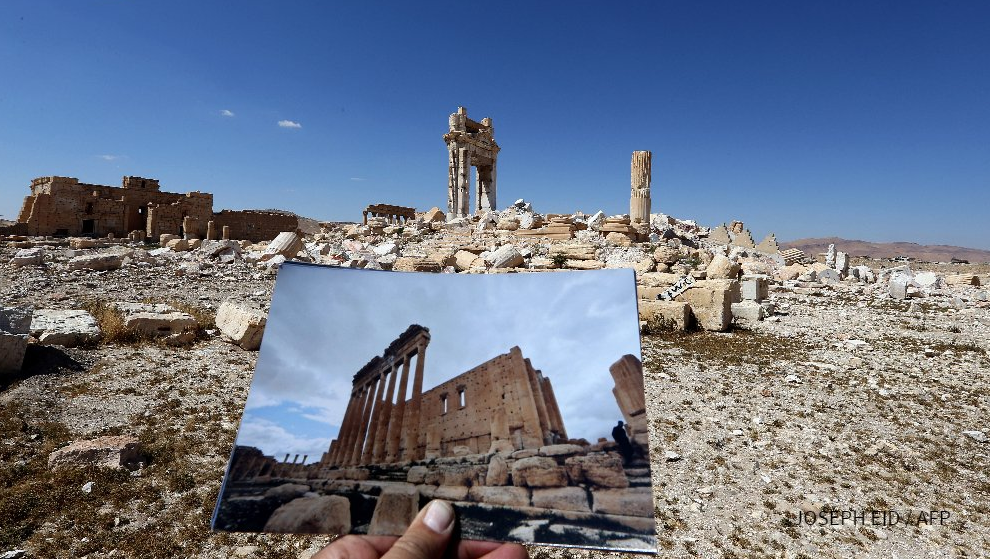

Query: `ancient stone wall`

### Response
(212, 210, 299, 242)
(13, 176, 213, 238)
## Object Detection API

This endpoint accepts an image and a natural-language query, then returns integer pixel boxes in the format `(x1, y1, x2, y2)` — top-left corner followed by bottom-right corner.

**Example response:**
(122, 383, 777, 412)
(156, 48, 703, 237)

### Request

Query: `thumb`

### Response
(383, 499, 456, 559)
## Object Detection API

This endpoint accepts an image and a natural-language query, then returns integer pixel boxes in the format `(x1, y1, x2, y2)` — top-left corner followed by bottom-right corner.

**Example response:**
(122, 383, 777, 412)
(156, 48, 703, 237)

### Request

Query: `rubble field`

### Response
(1, 205, 988, 559)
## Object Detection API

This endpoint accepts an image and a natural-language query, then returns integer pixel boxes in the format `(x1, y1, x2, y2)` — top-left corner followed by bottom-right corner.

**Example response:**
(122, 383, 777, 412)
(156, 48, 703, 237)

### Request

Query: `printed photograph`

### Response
(213, 262, 656, 552)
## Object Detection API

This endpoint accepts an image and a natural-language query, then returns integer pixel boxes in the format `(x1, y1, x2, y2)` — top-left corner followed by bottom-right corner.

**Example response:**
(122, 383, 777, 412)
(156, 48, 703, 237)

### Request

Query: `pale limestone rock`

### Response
(538, 444, 585, 457)
(592, 488, 654, 517)
(565, 259, 605, 270)
(511, 456, 568, 488)
(48, 435, 142, 470)
(675, 279, 738, 332)
(532, 487, 591, 512)
(368, 485, 418, 536)
(433, 485, 469, 501)
(215, 300, 267, 350)
(159, 234, 180, 245)
(10, 248, 44, 267)
(486, 454, 509, 486)
(638, 300, 690, 332)
(0, 333, 29, 374)
(68, 253, 123, 271)
(653, 245, 682, 265)
(264, 483, 311, 500)
(550, 244, 597, 261)
(423, 207, 445, 222)
(706, 254, 740, 280)
(406, 466, 430, 484)
(740, 275, 769, 302)
(30, 309, 101, 347)
(564, 453, 629, 488)
(486, 245, 524, 268)
(468, 486, 530, 507)
(263, 496, 351, 534)
(605, 232, 633, 246)
(262, 231, 303, 261)
(731, 301, 764, 323)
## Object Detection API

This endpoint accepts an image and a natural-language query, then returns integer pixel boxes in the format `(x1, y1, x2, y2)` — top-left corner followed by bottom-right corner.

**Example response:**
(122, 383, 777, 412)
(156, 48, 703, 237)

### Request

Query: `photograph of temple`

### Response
(213, 263, 655, 551)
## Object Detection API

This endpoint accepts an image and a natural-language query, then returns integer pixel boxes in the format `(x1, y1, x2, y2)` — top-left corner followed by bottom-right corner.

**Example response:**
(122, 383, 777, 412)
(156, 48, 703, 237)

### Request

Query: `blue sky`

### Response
(236, 264, 641, 462)
(1, 2, 988, 248)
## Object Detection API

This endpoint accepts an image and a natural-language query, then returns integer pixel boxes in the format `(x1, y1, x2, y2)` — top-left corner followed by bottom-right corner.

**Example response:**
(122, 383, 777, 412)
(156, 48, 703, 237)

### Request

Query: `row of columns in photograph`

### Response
(326, 335, 429, 466)
(232, 452, 309, 481)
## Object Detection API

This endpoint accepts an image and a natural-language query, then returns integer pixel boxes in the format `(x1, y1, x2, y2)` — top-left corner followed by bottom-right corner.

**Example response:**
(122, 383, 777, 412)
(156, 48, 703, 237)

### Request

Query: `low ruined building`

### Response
(7, 176, 298, 241)
(322, 324, 566, 468)
(363, 204, 416, 225)
(444, 107, 499, 219)
(13, 176, 212, 238)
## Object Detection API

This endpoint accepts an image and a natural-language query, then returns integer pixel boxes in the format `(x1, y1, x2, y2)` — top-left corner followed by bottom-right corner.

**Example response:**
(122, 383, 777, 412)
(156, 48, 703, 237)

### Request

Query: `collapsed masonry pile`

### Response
(218, 442, 655, 548)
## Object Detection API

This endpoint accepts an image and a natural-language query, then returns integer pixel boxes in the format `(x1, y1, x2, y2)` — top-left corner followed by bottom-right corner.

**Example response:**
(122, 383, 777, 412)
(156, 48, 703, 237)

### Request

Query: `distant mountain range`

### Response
(780, 237, 990, 263)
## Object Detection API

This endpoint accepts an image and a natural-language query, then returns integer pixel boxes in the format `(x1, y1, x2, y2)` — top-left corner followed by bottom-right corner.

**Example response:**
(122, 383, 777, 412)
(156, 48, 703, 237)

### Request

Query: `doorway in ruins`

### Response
(125, 204, 148, 234)
(81, 219, 95, 235)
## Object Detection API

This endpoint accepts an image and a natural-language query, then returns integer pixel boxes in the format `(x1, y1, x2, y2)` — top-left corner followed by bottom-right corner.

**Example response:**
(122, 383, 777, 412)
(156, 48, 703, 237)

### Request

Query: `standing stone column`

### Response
(182, 215, 196, 239)
(403, 343, 427, 460)
(458, 148, 471, 218)
(206, 220, 216, 240)
(348, 382, 377, 465)
(371, 364, 399, 463)
(630, 151, 652, 223)
(362, 369, 389, 464)
(609, 354, 648, 447)
(330, 392, 361, 466)
(386, 356, 412, 462)
(222, 225, 231, 240)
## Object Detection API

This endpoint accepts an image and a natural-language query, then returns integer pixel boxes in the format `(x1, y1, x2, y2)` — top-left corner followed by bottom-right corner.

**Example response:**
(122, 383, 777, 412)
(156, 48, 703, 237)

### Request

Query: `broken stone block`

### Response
(731, 301, 764, 323)
(215, 301, 267, 350)
(592, 488, 654, 517)
(835, 251, 849, 274)
(539, 444, 585, 457)
(497, 218, 520, 231)
(564, 453, 629, 488)
(675, 279, 737, 332)
(511, 457, 568, 488)
(407, 466, 430, 484)
(638, 300, 690, 331)
(123, 311, 196, 341)
(486, 454, 510, 485)
(198, 240, 240, 257)
(165, 238, 189, 251)
(159, 234, 180, 245)
(70, 238, 97, 249)
(423, 207, 445, 222)
(262, 231, 303, 261)
(468, 486, 530, 507)
(705, 254, 739, 280)
(10, 247, 44, 267)
(565, 260, 605, 270)
(740, 275, 769, 301)
(550, 244, 597, 261)
(264, 483, 311, 500)
(263, 495, 351, 534)
(914, 271, 940, 288)
(434, 485, 469, 501)
(486, 245, 524, 269)
(30, 309, 101, 347)
(368, 485, 418, 536)
(604, 232, 633, 246)
(0, 333, 28, 374)
(453, 250, 482, 271)
(68, 253, 124, 271)
(889, 273, 911, 300)
(48, 435, 143, 470)
(818, 268, 841, 283)
(531, 487, 591, 512)
(373, 242, 399, 257)
(945, 273, 979, 286)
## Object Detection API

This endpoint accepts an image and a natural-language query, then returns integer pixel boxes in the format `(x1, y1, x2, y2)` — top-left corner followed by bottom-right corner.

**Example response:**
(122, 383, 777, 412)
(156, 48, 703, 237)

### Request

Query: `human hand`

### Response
(313, 499, 528, 559)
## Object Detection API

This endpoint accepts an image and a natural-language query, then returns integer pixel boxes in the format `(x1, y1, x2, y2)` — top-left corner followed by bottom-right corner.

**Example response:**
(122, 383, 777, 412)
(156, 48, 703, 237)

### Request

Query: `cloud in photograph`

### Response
(277, 120, 302, 129)
(219, 109, 235, 117)
(237, 265, 642, 460)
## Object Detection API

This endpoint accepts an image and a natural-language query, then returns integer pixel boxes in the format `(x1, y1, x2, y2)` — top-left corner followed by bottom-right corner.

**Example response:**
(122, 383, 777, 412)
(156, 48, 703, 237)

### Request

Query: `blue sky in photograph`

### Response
(1, 1, 988, 247)
(236, 264, 641, 461)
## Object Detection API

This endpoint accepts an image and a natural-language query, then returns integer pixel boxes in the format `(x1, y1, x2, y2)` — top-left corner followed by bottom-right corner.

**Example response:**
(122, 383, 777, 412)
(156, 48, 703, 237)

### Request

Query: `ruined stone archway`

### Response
(443, 107, 500, 219)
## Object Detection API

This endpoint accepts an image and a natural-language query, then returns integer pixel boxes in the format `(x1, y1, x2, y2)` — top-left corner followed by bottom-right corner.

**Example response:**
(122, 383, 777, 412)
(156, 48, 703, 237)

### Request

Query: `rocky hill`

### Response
(781, 236, 990, 263)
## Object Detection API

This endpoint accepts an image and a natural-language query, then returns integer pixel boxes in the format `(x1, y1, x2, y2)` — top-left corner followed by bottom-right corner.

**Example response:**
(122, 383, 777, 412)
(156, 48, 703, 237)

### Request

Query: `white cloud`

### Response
(220, 109, 235, 117)
(349, 177, 367, 182)
(278, 120, 302, 129)
(98, 155, 120, 161)
(235, 417, 330, 463)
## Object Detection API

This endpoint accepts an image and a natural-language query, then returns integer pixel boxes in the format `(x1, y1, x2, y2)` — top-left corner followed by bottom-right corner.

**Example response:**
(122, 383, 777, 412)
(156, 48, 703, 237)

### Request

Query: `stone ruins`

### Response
(322, 325, 565, 467)
(216, 325, 655, 547)
(6, 175, 298, 242)
(629, 151, 652, 224)
(444, 107, 499, 219)
(362, 204, 416, 226)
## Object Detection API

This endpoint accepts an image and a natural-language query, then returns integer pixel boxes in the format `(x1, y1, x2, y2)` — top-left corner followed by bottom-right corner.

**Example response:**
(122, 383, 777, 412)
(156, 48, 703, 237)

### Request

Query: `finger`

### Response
(454, 540, 529, 559)
(382, 500, 456, 559)
(314, 534, 398, 559)
(478, 543, 528, 559)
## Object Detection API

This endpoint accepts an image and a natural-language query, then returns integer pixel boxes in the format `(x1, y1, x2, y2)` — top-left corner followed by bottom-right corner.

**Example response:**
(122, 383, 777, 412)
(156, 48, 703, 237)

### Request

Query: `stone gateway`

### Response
(444, 107, 500, 219)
